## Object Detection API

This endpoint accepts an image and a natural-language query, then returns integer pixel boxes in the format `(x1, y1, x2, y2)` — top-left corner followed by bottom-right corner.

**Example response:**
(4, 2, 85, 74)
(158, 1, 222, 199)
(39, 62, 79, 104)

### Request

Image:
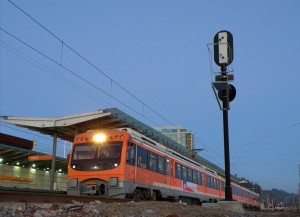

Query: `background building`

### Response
(155, 126, 194, 150)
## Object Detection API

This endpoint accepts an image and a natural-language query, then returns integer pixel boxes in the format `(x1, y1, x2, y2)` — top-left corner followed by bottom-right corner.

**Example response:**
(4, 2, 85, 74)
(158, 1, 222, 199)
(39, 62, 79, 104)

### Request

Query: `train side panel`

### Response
(67, 128, 260, 207)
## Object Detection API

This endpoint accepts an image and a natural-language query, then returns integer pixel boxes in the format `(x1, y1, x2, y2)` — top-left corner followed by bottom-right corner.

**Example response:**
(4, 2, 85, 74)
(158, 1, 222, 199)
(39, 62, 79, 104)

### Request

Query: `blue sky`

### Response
(0, 0, 300, 193)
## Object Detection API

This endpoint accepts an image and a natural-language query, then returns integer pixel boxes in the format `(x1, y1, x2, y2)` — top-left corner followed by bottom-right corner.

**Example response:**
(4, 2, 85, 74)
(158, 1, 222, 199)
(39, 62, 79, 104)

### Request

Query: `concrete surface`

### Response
(0, 202, 26, 210)
(216, 201, 245, 214)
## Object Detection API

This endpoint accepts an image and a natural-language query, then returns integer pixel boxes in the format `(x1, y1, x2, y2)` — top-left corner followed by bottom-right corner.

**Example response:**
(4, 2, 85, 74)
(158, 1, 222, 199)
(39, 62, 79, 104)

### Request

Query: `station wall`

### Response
(0, 164, 67, 191)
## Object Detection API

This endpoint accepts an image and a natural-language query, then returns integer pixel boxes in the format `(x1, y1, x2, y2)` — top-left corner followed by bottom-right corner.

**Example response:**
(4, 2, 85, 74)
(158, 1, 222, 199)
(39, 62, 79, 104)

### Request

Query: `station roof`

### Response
(1, 108, 226, 177)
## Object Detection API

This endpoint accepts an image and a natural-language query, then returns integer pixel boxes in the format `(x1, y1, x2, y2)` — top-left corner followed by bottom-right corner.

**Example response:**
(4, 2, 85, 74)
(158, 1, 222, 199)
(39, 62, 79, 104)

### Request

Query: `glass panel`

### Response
(187, 168, 193, 182)
(182, 166, 187, 181)
(73, 145, 97, 160)
(175, 163, 181, 179)
(126, 143, 136, 166)
(158, 155, 166, 174)
(137, 146, 147, 169)
(148, 152, 157, 172)
(71, 142, 122, 171)
(192, 170, 197, 184)
(221, 181, 225, 191)
(197, 172, 203, 185)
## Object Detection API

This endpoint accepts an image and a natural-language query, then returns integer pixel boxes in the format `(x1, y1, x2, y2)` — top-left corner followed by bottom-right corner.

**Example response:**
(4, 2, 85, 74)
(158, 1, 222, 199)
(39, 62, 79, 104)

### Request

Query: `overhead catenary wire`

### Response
(237, 122, 300, 150)
(3, 0, 225, 160)
(1, 35, 225, 162)
(0, 25, 182, 135)
(0, 39, 112, 108)
(2, 0, 271, 176)
(0, 27, 163, 129)
(0, 29, 227, 170)
(5, 2, 300, 190)
(0, 23, 218, 160)
(6, 0, 173, 126)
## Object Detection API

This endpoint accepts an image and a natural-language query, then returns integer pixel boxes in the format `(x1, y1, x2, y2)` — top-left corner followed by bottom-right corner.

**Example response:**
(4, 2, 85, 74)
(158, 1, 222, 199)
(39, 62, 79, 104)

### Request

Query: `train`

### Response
(67, 128, 260, 207)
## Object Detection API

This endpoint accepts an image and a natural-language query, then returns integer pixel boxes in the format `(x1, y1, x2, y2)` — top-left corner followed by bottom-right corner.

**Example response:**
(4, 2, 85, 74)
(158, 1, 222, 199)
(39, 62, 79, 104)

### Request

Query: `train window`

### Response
(197, 172, 203, 185)
(187, 168, 193, 182)
(158, 155, 166, 175)
(206, 176, 210, 187)
(137, 146, 147, 169)
(207, 176, 216, 189)
(175, 163, 182, 179)
(192, 170, 197, 184)
(148, 152, 157, 172)
(234, 187, 239, 195)
(243, 191, 246, 197)
(182, 166, 187, 181)
(73, 145, 97, 160)
(213, 178, 217, 189)
(126, 143, 136, 166)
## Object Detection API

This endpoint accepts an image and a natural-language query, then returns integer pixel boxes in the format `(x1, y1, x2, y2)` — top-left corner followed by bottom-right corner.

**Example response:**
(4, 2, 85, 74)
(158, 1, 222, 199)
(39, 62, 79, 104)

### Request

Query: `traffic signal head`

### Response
(214, 31, 234, 67)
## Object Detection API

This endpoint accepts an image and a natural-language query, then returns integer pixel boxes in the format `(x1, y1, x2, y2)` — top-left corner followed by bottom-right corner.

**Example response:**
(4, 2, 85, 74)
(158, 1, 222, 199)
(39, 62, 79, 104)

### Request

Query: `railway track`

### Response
(0, 189, 130, 204)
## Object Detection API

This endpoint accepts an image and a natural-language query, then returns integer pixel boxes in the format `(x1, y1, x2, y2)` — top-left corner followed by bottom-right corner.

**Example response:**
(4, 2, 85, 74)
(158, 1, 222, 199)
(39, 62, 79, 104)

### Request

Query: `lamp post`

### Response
(211, 30, 236, 201)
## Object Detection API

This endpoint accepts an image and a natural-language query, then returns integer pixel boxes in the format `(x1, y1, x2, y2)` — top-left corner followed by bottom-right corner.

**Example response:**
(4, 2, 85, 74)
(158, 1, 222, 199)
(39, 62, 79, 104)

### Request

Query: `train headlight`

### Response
(93, 133, 106, 143)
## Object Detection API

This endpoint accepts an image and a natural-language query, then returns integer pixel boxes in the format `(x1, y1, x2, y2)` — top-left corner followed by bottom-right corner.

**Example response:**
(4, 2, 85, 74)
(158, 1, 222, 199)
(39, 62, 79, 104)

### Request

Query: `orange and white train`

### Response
(67, 128, 260, 207)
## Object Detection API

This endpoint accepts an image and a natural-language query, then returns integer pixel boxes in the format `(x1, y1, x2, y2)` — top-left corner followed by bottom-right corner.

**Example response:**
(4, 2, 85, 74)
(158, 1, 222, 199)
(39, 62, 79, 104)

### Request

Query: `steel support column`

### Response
(222, 99, 233, 201)
(50, 133, 57, 191)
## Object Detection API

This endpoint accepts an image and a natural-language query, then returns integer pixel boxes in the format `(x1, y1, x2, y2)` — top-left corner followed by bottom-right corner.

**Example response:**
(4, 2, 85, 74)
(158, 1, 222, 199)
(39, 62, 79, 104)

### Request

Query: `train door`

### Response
(126, 141, 136, 182)
(166, 158, 173, 197)
(203, 174, 208, 199)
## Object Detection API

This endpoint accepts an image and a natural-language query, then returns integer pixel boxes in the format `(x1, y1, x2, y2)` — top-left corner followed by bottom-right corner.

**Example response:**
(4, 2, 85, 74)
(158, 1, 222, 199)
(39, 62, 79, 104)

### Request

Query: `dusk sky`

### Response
(1, 0, 300, 193)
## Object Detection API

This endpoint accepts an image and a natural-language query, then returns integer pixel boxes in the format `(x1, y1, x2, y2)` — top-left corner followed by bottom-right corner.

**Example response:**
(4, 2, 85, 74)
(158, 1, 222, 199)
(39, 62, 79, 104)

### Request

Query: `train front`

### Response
(67, 129, 129, 198)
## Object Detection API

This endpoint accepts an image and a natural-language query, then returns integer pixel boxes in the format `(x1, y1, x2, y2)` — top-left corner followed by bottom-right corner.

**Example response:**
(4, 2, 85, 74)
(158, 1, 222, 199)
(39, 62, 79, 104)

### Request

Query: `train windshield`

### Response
(70, 142, 122, 171)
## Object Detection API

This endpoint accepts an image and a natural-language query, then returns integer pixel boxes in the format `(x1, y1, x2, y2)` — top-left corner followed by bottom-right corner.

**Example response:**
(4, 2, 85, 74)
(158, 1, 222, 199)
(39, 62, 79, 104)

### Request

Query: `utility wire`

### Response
(0, 27, 217, 159)
(1, 37, 225, 162)
(237, 122, 300, 150)
(0, 27, 163, 129)
(4, 0, 225, 167)
(6, 0, 172, 126)
(0, 40, 112, 108)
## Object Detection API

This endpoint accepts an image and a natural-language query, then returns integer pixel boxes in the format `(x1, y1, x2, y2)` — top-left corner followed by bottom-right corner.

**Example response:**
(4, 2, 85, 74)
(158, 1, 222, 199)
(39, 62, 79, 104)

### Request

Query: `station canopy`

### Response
(0, 140, 67, 173)
(2, 108, 226, 177)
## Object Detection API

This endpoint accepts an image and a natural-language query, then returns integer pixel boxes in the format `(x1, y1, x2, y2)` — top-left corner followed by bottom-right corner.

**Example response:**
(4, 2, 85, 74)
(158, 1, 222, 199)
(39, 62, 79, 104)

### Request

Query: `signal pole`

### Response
(222, 79, 232, 200)
(211, 31, 236, 201)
